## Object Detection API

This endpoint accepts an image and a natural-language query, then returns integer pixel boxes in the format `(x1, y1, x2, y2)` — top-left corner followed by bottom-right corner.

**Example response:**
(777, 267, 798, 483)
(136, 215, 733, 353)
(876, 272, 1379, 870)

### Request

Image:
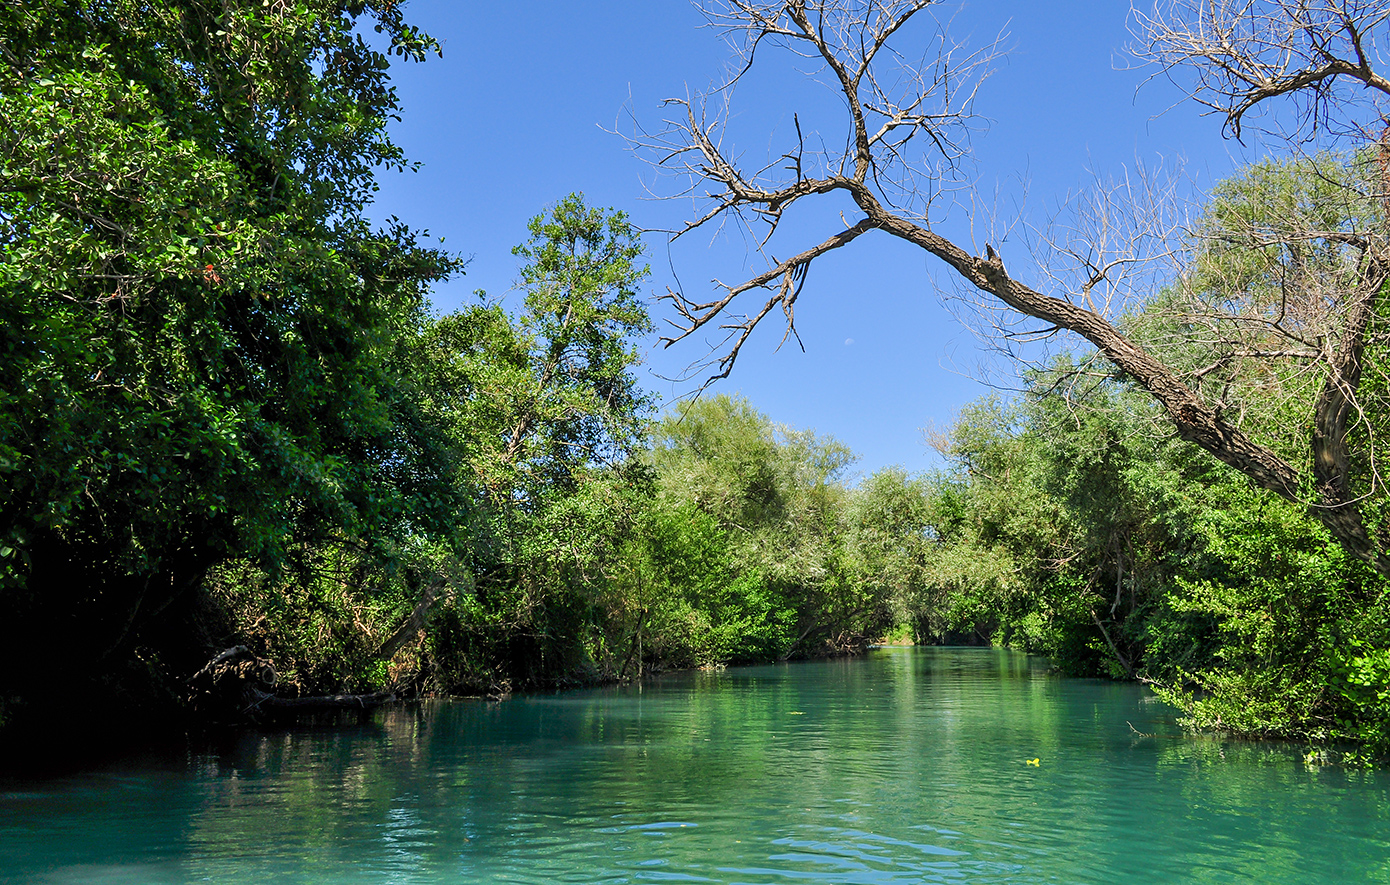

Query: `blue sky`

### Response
(371, 1, 1256, 477)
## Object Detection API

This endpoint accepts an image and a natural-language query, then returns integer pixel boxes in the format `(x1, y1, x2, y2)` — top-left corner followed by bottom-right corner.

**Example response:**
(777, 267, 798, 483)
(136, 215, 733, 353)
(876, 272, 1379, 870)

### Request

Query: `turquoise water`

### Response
(2, 647, 1388, 883)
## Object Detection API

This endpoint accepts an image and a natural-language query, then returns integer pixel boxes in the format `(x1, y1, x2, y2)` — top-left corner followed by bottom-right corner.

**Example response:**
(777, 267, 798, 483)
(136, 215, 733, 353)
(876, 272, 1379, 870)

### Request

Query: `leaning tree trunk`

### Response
(858, 190, 1390, 579)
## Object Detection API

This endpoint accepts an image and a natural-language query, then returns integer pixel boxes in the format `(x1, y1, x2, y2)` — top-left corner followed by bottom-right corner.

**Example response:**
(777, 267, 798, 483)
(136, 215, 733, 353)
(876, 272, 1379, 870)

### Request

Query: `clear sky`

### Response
(370, 1, 1258, 477)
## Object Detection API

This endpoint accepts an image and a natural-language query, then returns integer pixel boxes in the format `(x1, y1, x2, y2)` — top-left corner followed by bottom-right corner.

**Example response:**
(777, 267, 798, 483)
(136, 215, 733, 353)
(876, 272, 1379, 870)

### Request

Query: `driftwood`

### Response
(187, 646, 276, 720)
(823, 631, 868, 657)
(188, 647, 395, 723)
(248, 689, 396, 712)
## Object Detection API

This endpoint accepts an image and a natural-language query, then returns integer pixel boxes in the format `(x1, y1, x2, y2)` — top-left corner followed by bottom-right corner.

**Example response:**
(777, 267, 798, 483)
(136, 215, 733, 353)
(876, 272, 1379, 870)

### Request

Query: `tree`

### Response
(0, 0, 457, 725)
(418, 196, 656, 691)
(844, 466, 936, 637)
(920, 369, 1390, 749)
(494, 193, 655, 487)
(650, 394, 887, 655)
(636, 0, 1390, 577)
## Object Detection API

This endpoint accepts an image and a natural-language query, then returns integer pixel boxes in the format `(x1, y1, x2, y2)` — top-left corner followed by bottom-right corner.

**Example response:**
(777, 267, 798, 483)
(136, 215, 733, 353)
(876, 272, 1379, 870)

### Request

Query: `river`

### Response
(2, 647, 1387, 883)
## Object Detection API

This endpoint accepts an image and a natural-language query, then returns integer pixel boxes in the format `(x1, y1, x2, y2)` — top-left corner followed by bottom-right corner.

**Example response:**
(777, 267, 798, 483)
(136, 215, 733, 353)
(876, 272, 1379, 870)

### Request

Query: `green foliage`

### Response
(0, 0, 463, 719)
(1151, 480, 1390, 750)
(607, 499, 794, 669)
(649, 394, 893, 658)
(503, 193, 654, 478)
(911, 153, 1390, 756)
(403, 195, 657, 692)
(1128, 152, 1383, 469)
(845, 466, 936, 630)
(196, 198, 909, 699)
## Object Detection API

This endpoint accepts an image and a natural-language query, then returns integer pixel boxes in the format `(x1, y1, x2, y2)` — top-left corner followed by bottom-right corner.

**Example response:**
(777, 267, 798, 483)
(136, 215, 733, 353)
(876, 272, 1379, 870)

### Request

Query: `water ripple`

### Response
(3, 649, 1389, 884)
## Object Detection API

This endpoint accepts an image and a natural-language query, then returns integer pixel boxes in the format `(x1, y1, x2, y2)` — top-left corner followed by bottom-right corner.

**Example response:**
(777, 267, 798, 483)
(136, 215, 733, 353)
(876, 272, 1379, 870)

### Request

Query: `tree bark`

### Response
(374, 581, 444, 662)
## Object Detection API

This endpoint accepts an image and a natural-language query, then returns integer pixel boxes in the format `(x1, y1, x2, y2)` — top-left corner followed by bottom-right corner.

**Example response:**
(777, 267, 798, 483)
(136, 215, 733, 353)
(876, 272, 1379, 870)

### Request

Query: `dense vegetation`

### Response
(905, 155, 1390, 758)
(0, 0, 462, 734)
(0, 0, 907, 738)
(3, 1, 1389, 764)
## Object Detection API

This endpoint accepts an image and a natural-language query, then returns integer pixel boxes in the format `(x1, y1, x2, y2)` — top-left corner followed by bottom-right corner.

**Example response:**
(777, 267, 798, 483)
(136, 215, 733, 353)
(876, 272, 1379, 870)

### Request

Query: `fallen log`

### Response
(188, 647, 395, 724)
(248, 689, 396, 712)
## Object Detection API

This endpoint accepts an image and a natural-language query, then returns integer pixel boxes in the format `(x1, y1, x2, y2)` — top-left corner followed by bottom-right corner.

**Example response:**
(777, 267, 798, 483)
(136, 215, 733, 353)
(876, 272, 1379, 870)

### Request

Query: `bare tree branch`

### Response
(1135, 0, 1390, 140)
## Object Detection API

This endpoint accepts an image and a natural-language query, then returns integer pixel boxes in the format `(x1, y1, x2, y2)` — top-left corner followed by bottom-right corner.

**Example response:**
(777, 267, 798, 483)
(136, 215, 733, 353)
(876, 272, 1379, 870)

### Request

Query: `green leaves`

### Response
(909, 154, 1390, 753)
(388, 196, 660, 690)
(647, 394, 893, 658)
(0, 0, 464, 714)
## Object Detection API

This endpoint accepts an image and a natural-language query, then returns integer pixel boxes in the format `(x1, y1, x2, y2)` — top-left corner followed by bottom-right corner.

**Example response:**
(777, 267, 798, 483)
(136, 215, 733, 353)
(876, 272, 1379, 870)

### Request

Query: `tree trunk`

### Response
(860, 196, 1390, 579)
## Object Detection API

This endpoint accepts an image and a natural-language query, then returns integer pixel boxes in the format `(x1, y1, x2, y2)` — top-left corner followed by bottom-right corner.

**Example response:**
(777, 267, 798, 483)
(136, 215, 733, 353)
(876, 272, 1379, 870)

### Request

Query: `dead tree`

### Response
(634, 0, 1390, 577)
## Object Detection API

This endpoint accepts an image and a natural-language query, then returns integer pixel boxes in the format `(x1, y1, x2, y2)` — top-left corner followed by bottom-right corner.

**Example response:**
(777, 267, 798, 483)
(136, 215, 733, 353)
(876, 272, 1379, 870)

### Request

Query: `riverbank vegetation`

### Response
(0, 0, 910, 736)
(909, 153, 1390, 755)
(3, 0, 1389, 762)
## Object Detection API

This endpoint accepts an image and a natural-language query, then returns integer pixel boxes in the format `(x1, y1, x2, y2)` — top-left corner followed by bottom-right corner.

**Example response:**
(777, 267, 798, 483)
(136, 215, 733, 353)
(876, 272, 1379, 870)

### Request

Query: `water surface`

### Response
(2, 648, 1387, 883)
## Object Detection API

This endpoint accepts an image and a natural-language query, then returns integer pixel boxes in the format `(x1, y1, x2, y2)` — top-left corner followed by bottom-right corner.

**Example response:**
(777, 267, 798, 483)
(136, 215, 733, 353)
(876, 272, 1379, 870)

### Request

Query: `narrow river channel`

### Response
(2, 647, 1388, 883)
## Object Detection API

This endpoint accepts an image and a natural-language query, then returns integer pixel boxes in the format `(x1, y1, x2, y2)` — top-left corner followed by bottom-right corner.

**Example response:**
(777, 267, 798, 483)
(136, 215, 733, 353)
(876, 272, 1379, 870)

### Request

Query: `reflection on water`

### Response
(2, 648, 1388, 883)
